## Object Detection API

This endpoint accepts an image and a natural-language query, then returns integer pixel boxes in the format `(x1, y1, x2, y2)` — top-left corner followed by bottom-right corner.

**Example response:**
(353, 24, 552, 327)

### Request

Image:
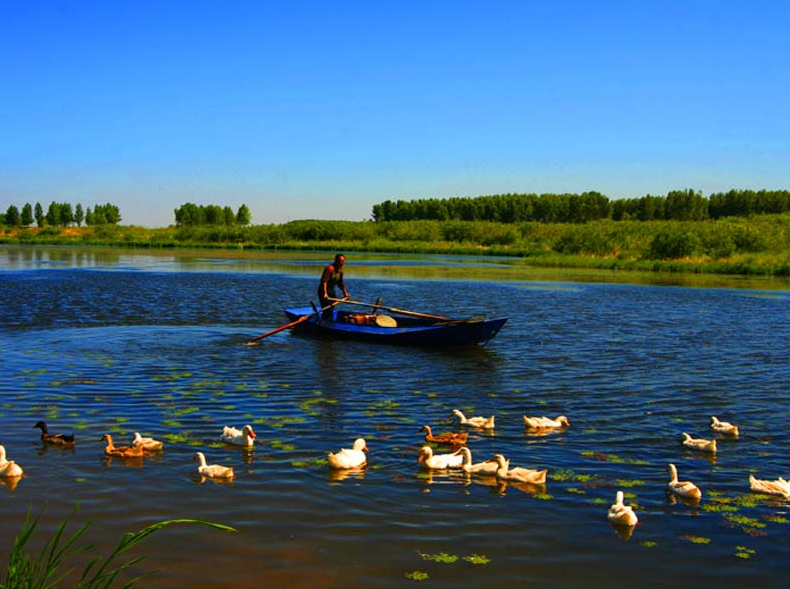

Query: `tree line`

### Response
(372, 189, 790, 224)
(1, 202, 121, 227)
(173, 203, 251, 227)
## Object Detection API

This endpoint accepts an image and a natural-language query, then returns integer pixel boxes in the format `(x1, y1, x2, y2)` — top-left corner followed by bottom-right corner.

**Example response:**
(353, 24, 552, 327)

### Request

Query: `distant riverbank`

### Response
(2, 214, 789, 276)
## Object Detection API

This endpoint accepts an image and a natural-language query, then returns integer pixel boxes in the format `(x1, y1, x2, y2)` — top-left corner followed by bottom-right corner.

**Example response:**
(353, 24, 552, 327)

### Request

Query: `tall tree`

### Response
(74, 203, 84, 227)
(5, 205, 20, 226)
(236, 204, 251, 225)
(34, 202, 45, 227)
(21, 203, 33, 226)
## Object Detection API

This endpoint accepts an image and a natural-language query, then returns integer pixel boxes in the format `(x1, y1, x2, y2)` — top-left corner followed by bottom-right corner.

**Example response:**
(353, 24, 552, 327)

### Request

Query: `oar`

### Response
(328, 298, 453, 322)
(244, 302, 338, 345)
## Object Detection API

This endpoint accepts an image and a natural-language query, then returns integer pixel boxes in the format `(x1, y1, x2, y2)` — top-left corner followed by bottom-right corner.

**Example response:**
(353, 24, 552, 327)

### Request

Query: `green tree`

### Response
(236, 203, 251, 225)
(5, 205, 20, 226)
(74, 203, 84, 226)
(34, 202, 45, 227)
(45, 201, 61, 226)
(21, 203, 33, 226)
(60, 202, 74, 226)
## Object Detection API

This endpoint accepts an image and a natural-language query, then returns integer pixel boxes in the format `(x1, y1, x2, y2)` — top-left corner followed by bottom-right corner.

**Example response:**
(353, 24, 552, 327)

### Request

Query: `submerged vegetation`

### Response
(1, 213, 789, 276)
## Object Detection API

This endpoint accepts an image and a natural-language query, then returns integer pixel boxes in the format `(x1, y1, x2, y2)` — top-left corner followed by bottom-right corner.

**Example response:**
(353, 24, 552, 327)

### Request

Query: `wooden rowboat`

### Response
(283, 307, 507, 347)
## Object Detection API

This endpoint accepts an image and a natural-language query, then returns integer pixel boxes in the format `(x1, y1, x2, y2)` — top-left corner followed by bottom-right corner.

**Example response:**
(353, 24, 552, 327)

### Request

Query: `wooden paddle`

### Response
(327, 297, 453, 322)
(244, 301, 338, 345)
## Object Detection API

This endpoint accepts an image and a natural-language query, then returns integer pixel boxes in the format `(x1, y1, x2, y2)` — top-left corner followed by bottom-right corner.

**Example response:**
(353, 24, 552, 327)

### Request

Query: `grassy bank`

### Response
(2, 215, 789, 276)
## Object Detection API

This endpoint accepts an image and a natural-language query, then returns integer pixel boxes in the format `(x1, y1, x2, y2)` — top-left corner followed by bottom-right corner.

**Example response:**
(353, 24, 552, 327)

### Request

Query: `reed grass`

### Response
(0, 507, 236, 589)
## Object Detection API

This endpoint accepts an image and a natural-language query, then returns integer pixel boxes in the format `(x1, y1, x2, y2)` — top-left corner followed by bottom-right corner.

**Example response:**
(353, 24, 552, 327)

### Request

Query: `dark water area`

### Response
(1, 245, 789, 588)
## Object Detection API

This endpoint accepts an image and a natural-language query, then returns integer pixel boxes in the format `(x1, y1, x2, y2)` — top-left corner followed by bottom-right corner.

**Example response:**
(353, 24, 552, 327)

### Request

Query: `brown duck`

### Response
(420, 425, 468, 447)
(34, 421, 75, 445)
(101, 434, 144, 458)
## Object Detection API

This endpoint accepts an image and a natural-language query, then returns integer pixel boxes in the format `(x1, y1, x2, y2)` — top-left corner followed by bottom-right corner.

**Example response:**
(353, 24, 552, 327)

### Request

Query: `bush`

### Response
(648, 227, 701, 259)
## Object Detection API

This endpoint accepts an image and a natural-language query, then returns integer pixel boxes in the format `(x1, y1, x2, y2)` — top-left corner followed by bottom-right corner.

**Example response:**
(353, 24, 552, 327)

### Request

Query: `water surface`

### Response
(1, 246, 789, 588)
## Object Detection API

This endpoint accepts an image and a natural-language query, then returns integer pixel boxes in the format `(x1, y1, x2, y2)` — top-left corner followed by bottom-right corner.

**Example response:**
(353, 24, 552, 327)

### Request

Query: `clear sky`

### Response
(2, 1, 789, 227)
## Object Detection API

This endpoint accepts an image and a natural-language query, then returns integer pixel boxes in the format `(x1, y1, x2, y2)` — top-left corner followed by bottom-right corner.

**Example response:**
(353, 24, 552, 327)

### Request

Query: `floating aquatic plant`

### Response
(463, 554, 490, 565)
(615, 479, 646, 488)
(404, 570, 429, 581)
(681, 535, 711, 545)
(566, 488, 586, 495)
(419, 552, 458, 563)
(640, 541, 658, 548)
(735, 545, 756, 559)
(764, 514, 788, 524)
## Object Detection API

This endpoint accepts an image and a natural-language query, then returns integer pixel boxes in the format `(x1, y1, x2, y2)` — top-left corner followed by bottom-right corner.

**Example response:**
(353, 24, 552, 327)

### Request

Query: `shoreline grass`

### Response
(2, 215, 789, 277)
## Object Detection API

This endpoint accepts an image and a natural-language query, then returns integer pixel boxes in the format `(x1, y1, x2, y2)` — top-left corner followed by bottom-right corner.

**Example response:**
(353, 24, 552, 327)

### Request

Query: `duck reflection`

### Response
(665, 490, 701, 510)
(36, 441, 75, 456)
(0, 475, 22, 492)
(609, 522, 636, 541)
(101, 455, 144, 468)
(193, 473, 235, 486)
(327, 466, 368, 482)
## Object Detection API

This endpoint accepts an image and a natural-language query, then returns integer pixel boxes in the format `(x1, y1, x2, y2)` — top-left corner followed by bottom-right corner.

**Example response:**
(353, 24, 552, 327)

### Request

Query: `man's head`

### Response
(334, 254, 346, 267)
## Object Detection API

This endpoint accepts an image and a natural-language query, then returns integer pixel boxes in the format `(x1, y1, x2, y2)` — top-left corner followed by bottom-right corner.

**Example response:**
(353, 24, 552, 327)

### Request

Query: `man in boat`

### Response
(318, 253, 349, 319)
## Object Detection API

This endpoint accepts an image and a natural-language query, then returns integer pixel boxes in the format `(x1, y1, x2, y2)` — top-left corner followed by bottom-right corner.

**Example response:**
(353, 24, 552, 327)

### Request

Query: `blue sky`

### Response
(2, 1, 788, 227)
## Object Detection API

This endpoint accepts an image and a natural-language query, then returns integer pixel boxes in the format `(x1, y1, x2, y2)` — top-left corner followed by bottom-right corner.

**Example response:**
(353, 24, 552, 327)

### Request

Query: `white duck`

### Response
(681, 432, 717, 453)
(710, 416, 739, 437)
(523, 415, 570, 429)
(749, 474, 790, 498)
(607, 491, 638, 526)
(666, 463, 702, 500)
(456, 447, 500, 475)
(132, 432, 164, 451)
(417, 446, 464, 470)
(221, 425, 257, 447)
(452, 409, 495, 429)
(488, 453, 548, 484)
(328, 438, 368, 469)
(193, 452, 234, 479)
(0, 445, 24, 478)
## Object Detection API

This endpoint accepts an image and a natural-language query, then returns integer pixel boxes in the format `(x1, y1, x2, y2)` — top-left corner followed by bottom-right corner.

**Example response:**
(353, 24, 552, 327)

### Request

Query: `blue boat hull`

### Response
(284, 307, 507, 347)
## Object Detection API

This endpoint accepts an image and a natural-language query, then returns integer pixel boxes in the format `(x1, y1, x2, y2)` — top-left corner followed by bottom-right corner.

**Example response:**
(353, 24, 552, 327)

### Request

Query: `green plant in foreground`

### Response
(0, 507, 236, 589)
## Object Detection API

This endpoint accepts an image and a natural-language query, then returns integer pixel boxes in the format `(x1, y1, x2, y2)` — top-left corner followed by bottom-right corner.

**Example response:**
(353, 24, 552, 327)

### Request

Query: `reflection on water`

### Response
(1, 246, 790, 588)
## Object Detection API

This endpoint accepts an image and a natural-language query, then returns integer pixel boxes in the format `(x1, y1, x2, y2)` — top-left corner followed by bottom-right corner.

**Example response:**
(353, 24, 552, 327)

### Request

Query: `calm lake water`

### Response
(1, 245, 790, 588)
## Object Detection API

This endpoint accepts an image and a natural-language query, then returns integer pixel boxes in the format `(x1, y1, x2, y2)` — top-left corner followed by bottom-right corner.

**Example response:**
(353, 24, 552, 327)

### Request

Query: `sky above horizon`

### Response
(2, 1, 789, 227)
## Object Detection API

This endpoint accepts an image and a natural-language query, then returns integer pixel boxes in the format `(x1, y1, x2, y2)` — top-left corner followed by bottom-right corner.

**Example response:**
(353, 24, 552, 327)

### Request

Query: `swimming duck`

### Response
(607, 491, 638, 527)
(0, 445, 24, 477)
(419, 425, 468, 447)
(681, 432, 717, 453)
(749, 474, 790, 498)
(455, 447, 500, 475)
(666, 463, 702, 500)
(522, 415, 570, 429)
(328, 438, 368, 469)
(193, 452, 234, 479)
(132, 432, 164, 451)
(417, 446, 464, 470)
(488, 453, 548, 484)
(100, 434, 144, 458)
(710, 416, 739, 437)
(221, 425, 257, 447)
(33, 420, 74, 445)
(451, 409, 495, 429)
